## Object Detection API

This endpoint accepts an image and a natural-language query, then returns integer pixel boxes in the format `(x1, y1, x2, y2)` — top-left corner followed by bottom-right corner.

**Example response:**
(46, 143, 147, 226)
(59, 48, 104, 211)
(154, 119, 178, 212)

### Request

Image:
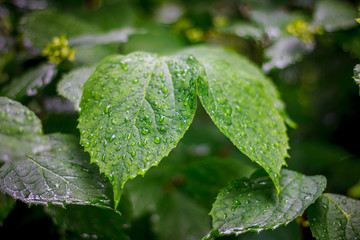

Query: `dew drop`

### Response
(142, 128, 149, 135)
(154, 136, 161, 144)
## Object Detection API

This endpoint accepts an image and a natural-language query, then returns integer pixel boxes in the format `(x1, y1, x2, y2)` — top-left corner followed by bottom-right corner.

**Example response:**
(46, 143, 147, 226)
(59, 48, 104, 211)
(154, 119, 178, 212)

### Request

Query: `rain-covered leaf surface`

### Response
(263, 36, 314, 72)
(354, 64, 360, 95)
(1, 63, 57, 100)
(0, 193, 15, 226)
(78, 52, 198, 207)
(313, 0, 357, 32)
(57, 65, 96, 111)
(21, 10, 98, 50)
(0, 134, 114, 209)
(205, 169, 326, 239)
(45, 196, 132, 240)
(184, 46, 291, 193)
(307, 193, 360, 240)
(0, 97, 49, 162)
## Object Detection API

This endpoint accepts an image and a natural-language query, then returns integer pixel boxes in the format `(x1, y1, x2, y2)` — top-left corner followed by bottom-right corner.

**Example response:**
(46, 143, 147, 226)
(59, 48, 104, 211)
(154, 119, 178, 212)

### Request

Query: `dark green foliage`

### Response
(0, 0, 359, 239)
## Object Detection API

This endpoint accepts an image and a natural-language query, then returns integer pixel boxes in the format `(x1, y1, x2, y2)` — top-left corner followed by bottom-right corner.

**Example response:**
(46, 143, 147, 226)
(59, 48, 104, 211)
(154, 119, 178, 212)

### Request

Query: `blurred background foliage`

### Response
(0, 0, 360, 239)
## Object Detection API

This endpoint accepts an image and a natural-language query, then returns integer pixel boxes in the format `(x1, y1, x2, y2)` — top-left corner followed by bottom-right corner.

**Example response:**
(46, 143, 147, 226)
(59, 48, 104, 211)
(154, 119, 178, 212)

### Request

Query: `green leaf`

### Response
(0, 97, 49, 162)
(57, 65, 96, 111)
(205, 169, 326, 239)
(184, 46, 291, 192)
(353, 64, 360, 95)
(0, 134, 114, 209)
(1, 63, 57, 100)
(21, 10, 98, 50)
(0, 192, 15, 226)
(78, 52, 198, 207)
(313, 0, 357, 32)
(307, 193, 360, 240)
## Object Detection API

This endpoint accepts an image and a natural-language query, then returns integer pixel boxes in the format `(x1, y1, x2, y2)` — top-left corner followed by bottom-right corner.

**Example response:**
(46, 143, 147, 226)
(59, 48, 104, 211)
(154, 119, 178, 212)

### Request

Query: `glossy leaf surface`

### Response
(78, 52, 198, 207)
(185, 47, 291, 192)
(57, 65, 96, 111)
(205, 169, 326, 238)
(308, 193, 360, 240)
(0, 134, 113, 209)
(0, 97, 49, 162)
(1, 63, 57, 100)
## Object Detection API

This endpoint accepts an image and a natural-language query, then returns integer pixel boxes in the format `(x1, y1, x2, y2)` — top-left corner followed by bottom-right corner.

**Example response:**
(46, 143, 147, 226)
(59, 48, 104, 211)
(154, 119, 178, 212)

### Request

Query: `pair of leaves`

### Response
(0, 97, 114, 210)
(74, 46, 291, 208)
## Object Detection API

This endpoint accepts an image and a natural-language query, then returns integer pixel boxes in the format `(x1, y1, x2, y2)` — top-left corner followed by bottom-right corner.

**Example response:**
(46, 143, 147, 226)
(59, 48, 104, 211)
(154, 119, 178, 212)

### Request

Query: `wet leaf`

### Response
(263, 36, 314, 72)
(1, 63, 57, 100)
(205, 169, 326, 239)
(184, 46, 292, 193)
(78, 52, 198, 208)
(307, 193, 360, 240)
(313, 0, 357, 32)
(0, 134, 114, 209)
(57, 65, 96, 111)
(0, 97, 49, 162)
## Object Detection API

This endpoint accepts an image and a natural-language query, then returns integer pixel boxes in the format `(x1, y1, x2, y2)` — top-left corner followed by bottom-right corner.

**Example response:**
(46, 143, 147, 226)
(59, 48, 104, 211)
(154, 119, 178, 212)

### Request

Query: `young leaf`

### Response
(354, 64, 360, 95)
(307, 193, 360, 240)
(0, 97, 49, 162)
(57, 65, 96, 111)
(78, 52, 198, 207)
(205, 169, 326, 239)
(0, 134, 114, 209)
(1, 63, 57, 100)
(184, 46, 291, 192)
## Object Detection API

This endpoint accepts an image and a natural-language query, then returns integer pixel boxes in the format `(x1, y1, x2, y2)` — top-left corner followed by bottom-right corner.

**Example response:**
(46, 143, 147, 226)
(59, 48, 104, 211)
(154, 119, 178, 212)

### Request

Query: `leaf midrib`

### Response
(120, 58, 158, 178)
(324, 194, 360, 236)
